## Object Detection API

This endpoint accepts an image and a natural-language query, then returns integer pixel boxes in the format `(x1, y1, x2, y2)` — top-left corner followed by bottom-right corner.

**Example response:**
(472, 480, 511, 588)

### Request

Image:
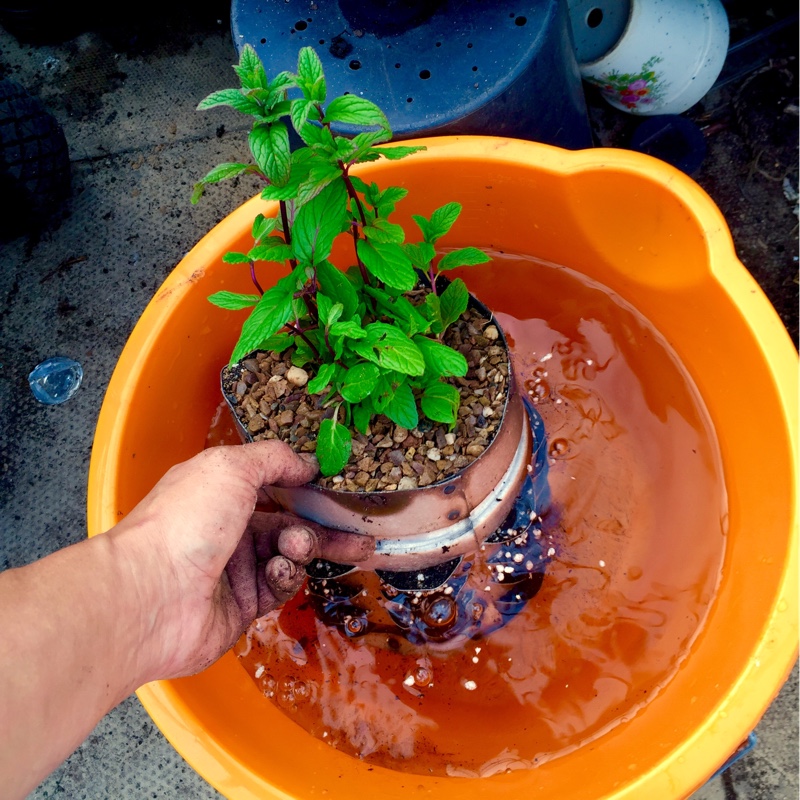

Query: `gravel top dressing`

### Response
(224, 306, 510, 491)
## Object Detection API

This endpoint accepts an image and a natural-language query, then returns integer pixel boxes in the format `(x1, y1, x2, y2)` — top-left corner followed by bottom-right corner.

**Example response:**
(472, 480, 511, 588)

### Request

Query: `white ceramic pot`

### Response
(569, 0, 729, 115)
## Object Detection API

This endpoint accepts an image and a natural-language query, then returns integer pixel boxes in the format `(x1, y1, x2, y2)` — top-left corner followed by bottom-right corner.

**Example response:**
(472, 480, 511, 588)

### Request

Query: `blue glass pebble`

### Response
(28, 356, 84, 405)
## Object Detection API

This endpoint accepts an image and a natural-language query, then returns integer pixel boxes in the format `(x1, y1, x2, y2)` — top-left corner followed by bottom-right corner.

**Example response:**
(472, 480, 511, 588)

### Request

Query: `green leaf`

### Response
(371, 373, 397, 412)
(363, 217, 405, 244)
(317, 260, 358, 320)
(246, 86, 279, 107)
(438, 246, 491, 272)
(412, 336, 468, 378)
(248, 238, 293, 263)
(292, 336, 316, 367)
(348, 175, 370, 196)
(316, 417, 352, 476)
(383, 380, 418, 429)
(364, 286, 429, 337)
(423, 293, 444, 334)
(276, 263, 312, 295)
(298, 122, 336, 150)
(249, 122, 291, 186)
(261, 99, 292, 123)
(324, 95, 389, 128)
(259, 148, 316, 201)
(295, 161, 341, 206)
(402, 241, 436, 270)
(233, 44, 268, 90)
(257, 332, 294, 352)
(296, 47, 326, 102)
(379, 186, 409, 206)
(230, 286, 294, 364)
(369, 145, 427, 161)
(421, 382, 460, 426)
(413, 201, 462, 244)
(191, 163, 257, 204)
(430, 202, 462, 240)
(351, 128, 393, 159)
(375, 186, 409, 217)
(197, 89, 262, 115)
(328, 303, 343, 326)
(334, 136, 356, 161)
(329, 319, 366, 339)
(290, 97, 313, 133)
(316, 292, 333, 326)
(352, 400, 373, 435)
(341, 362, 380, 403)
(364, 323, 425, 376)
(354, 151, 382, 164)
(357, 239, 416, 291)
(307, 362, 337, 394)
(439, 277, 470, 330)
(316, 293, 343, 327)
(222, 251, 252, 264)
(268, 70, 295, 93)
(197, 161, 254, 184)
(292, 180, 348, 266)
(207, 291, 260, 310)
(252, 214, 277, 242)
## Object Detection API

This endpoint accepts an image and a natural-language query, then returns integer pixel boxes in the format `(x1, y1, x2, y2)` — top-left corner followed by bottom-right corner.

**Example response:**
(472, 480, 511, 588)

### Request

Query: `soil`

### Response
(223, 305, 511, 491)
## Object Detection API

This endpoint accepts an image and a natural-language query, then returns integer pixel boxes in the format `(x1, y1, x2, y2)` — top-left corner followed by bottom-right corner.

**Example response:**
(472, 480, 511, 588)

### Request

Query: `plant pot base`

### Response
(301, 399, 552, 646)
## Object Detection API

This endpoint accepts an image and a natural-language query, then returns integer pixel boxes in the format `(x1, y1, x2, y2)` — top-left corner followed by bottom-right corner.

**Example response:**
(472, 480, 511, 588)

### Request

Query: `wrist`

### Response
(104, 518, 181, 686)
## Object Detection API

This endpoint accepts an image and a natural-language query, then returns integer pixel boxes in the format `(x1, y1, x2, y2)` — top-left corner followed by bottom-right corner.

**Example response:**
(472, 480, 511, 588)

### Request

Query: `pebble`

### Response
(388, 449, 406, 466)
(286, 366, 309, 386)
(354, 471, 370, 487)
(248, 416, 266, 433)
(392, 426, 408, 443)
(276, 409, 294, 426)
(231, 306, 511, 491)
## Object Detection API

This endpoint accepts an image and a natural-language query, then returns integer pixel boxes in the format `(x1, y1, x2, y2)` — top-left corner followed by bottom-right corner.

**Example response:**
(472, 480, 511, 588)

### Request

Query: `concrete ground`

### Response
(0, 2, 796, 798)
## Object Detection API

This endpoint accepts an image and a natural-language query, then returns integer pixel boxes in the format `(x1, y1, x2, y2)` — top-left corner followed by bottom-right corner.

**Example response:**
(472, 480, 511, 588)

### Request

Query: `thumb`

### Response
(232, 440, 320, 490)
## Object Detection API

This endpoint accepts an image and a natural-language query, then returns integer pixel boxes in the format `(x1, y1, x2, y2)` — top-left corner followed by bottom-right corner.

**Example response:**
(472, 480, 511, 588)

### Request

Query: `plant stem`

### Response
(301, 292, 318, 321)
(339, 163, 367, 227)
(284, 322, 320, 358)
(428, 264, 437, 296)
(279, 200, 292, 244)
(279, 200, 298, 270)
(348, 220, 370, 284)
(249, 261, 264, 295)
(323, 326, 336, 360)
(338, 163, 371, 285)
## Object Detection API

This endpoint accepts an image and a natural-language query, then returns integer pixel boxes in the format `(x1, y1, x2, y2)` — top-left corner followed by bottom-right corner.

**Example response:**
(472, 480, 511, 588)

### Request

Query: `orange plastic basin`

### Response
(87, 137, 798, 799)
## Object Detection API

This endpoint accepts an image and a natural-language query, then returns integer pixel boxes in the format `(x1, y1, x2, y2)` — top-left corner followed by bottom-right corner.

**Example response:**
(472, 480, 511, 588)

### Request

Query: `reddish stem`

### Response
(284, 322, 320, 358)
(249, 262, 264, 296)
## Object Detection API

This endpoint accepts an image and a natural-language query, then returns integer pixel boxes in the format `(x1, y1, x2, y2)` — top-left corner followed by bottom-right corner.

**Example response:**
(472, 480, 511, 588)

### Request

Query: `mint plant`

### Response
(193, 45, 492, 477)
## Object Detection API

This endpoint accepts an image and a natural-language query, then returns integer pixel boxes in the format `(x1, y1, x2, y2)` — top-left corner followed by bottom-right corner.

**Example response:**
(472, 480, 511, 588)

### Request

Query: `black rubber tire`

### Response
(0, 78, 71, 240)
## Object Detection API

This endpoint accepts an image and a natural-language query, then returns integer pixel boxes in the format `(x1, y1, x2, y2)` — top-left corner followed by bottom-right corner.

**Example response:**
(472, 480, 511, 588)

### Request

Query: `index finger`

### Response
(250, 510, 375, 565)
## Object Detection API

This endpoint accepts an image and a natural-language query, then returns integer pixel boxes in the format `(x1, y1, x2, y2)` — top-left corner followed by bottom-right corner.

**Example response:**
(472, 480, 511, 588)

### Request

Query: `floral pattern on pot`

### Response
(586, 56, 666, 110)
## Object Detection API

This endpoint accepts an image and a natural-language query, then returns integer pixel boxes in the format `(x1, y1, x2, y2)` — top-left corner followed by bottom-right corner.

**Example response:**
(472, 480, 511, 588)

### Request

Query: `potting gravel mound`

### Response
(224, 307, 510, 491)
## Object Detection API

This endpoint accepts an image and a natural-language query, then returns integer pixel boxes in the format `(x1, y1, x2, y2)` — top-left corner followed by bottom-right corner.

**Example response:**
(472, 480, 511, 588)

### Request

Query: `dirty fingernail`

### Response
(278, 525, 316, 563)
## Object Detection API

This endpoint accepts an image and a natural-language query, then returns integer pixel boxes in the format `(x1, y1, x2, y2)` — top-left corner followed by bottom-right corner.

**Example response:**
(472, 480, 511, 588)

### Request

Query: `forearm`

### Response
(0, 532, 158, 799)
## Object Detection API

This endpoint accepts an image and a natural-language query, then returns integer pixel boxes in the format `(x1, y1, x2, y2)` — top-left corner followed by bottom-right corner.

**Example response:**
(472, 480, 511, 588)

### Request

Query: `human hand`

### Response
(110, 440, 373, 682)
